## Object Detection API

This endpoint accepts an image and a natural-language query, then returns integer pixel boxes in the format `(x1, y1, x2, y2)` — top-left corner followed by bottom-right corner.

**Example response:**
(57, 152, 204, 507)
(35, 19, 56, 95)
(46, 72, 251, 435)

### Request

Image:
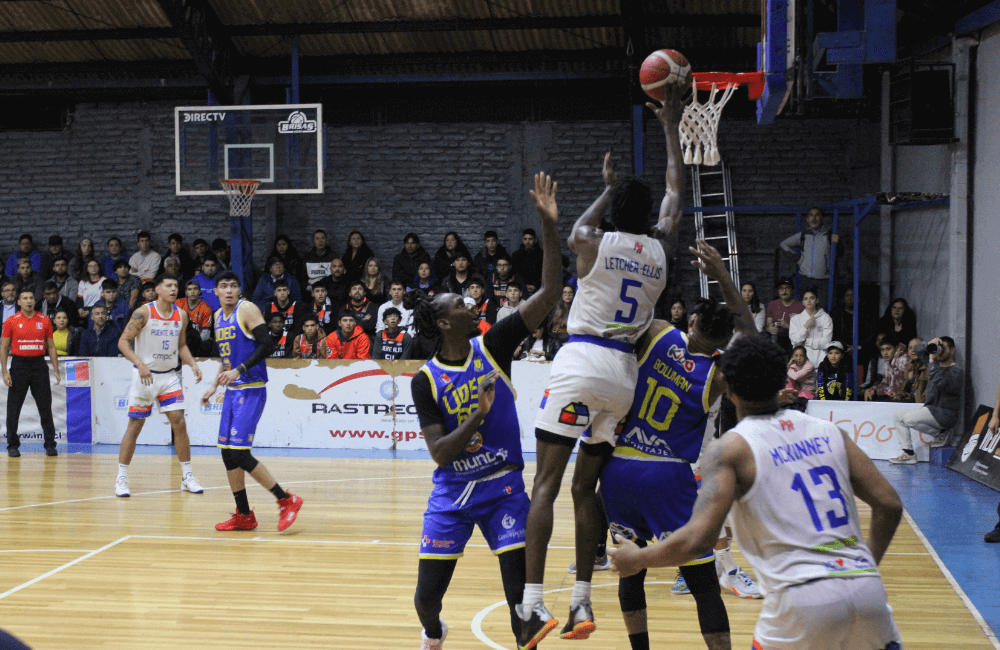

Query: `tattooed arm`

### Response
(118, 306, 151, 385)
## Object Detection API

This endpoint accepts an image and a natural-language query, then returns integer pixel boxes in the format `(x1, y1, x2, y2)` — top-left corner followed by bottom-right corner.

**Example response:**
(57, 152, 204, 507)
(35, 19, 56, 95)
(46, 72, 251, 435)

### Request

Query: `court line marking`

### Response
(127, 534, 577, 550)
(0, 549, 95, 553)
(903, 510, 1000, 649)
(0, 536, 131, 602)
(471, 581, 673, 650)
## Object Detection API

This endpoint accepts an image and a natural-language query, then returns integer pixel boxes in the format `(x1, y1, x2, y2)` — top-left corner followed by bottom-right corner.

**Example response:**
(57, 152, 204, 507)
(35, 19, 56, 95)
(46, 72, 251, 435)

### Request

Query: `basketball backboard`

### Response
(174, 103, 323, 195)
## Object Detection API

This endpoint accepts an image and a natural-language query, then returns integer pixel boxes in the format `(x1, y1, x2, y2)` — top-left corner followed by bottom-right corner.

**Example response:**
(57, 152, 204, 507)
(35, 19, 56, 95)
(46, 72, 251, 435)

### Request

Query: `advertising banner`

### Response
(805, 400, 931, 461)
(946, 405, 1000, 492)
(0, 358, 85, 447)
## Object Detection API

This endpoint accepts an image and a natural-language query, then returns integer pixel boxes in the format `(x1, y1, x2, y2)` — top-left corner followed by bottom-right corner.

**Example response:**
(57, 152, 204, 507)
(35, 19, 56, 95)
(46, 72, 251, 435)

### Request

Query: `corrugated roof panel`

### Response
(648, 25, 759, 49)
(490, 26, 621, 51)
(486, 0, 618, 19)
(0, 0, 169, 31)
(0, 38, 189, 64)
(661, 0, 760, 14)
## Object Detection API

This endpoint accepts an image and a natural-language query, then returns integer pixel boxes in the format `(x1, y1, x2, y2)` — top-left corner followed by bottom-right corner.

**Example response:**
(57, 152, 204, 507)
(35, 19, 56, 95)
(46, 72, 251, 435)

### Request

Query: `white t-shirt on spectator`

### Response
(129, 250, 162, 281)
(376, 299, 414, 335)
(78, 277, 107, 307)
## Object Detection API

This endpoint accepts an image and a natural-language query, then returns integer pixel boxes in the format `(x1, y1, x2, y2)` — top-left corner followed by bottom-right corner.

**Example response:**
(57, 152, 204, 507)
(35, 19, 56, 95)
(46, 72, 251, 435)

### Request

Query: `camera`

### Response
(927, 343, 939, 354)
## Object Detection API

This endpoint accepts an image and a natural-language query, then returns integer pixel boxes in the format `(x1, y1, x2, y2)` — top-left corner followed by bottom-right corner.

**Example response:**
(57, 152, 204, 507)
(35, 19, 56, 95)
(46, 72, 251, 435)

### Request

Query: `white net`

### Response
(220, 179, 261, 217)
(678, 80, 739, 166)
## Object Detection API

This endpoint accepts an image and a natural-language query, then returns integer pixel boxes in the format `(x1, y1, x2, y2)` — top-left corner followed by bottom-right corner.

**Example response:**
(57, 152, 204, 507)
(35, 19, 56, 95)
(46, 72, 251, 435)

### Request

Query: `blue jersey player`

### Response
(201, 271, 303, 532)
(603, 240, 757, 650)
(409, 173, 562, 650)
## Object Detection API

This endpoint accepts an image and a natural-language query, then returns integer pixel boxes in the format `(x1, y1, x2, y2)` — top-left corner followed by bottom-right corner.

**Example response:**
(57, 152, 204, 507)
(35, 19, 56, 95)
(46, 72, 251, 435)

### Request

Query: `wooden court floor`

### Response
(0, 452, 994, 650)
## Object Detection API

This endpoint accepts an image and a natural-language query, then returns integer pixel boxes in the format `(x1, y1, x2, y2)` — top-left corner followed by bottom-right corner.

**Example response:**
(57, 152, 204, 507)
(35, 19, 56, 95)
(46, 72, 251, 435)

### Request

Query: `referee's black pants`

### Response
(6, 356, 56, 451)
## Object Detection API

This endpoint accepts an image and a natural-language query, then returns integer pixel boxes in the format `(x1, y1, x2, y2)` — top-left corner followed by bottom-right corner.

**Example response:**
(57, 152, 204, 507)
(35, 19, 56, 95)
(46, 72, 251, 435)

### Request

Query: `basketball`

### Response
(639, 49, 693, 102)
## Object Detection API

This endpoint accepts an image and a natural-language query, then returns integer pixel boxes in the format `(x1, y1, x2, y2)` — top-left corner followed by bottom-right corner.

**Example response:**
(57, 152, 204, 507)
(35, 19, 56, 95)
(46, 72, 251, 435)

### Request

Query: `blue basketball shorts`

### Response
(419, 469, 530, 560)
(601, 455, 713, 564)
(217, 386, 267, 449)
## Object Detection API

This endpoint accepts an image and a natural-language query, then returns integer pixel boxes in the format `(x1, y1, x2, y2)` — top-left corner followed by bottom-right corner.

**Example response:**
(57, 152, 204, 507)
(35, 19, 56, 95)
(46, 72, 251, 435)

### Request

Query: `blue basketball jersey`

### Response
(615, 325, 716, 463)
(419, 336, 522, 485)
(214, 301, 268, 388)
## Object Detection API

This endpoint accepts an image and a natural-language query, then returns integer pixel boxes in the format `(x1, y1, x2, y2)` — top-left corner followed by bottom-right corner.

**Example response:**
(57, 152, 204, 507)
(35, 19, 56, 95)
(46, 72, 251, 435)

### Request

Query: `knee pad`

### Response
(221, 448, 258, 473)
(618, 568, 648, 612)
(220, 448, 240, 471)
(680, 561, 730, 635)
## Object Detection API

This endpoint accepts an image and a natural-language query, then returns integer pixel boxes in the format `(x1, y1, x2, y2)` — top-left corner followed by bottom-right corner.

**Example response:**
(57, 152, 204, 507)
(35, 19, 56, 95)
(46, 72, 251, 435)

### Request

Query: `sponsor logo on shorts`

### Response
(431, 539, 455, 548)
(558, 403, 590, 427)
(497, 528, 525, 541)
(502, 514, 515, 530)
(465, 432, 483, 453)
(504, 485, 512, 495)
(422, 535, 431, 547)
(609, 521, 637, 542)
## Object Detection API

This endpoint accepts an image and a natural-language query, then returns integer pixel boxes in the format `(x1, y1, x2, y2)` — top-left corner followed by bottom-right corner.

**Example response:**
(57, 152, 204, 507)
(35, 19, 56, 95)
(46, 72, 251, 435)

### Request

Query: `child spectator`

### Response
(376, 282, 414, 335)
(863, 334, 907, 401)
(266, 312, 289, 358)
(372, 308, 413, 360)
(325, 310, 371, 360)
(786, 345, 817, 399)
(817, 341, 853, 401)
(741, 281, 765, 333)
(779, 206, 839, 307)
(392, 233, 432, 286)
(495, 280, 524, 324)
(309, 283, 334, 327)
(789, 285, 833, 367)
(177, 280, 213, 355)
(259, 279, 308, 334)
(291, 314, 328, 359)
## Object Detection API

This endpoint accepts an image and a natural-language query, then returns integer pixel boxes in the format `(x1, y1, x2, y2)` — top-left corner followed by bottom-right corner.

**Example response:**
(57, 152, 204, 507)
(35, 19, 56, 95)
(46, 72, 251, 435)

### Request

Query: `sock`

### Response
(628, 632, 651, 650)
(521, 583, 543, 615)
(903, 448, 914, 455)
(117, 463, 128, 479)
(715, 548, 738, 574)
(180, 461, 192, 476)
(233, 489, 250, 515)
(596, 541, 607, 559)
(570, 581, 591, 608)
(270, 483, 289, 500)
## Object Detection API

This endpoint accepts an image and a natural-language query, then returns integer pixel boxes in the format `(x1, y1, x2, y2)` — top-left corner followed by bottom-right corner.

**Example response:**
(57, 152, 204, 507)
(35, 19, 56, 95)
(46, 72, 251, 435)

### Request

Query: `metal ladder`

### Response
(691, 160, 740, 300)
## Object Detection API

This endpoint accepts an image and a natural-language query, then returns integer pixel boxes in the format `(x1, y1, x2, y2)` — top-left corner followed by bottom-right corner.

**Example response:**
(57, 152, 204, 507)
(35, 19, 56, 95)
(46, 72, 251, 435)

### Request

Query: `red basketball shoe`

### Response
(215, 511, 258, 531)
(277, 494, 303, 531)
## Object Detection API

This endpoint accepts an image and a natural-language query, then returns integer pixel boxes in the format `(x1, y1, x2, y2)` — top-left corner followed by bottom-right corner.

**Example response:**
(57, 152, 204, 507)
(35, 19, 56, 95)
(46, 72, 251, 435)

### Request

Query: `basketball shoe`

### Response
(671, 570, 690, 595)
(566, 554, 611, 574)
(720, 568, 763, 598)
(216, 511, 258, 531)
(180, 473, 204, 494)
(516, 602, 557, 650)
(420, 619, 447, 650)
(559, 600, 596, 640)
(115, 476, 130, 498)
(277, 493, 303, 531)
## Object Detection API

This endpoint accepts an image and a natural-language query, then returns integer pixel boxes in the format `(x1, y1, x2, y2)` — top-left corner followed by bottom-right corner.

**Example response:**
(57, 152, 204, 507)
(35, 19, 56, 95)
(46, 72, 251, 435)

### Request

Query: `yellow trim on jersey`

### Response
(478, 338, 514, 392)
(235, 301, 255, 338)
(638, 325, 675, 366)
(419, 366, 438, 402)
(227, 382, 265, 390)
(217, 444, 252, 450)
(429, 339, 476, 373)
(680, 556, 715, 567)
(494, 542, 526, 555)
(612, 446, 687, 462)
(419, 552, 465, 560)
(702, 363, 717, 412)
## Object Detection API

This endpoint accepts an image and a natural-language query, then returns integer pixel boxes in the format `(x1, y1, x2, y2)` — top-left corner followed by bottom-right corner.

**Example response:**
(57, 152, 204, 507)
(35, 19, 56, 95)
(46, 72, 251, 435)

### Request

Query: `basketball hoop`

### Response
(680, 72, 764, 166)
(220, 179, 261, 217)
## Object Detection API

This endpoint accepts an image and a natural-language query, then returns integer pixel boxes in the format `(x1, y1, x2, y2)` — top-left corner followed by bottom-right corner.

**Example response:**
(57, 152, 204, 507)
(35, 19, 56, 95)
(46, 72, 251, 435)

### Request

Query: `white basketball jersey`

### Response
(728, 410, 879, 596)
(568, 232, 666, 344)
(134, 302, 183, 372)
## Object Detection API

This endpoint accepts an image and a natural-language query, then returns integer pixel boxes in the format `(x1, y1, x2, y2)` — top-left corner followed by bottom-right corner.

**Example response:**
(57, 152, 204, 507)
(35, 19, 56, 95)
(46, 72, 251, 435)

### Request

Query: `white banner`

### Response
(0, 361, 68, 446)
(805, 400, 932, 461)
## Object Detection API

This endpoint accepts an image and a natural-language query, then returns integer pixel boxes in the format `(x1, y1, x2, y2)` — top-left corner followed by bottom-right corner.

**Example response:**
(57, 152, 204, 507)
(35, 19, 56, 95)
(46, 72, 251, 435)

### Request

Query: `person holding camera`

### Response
(889, 337, 962, 464)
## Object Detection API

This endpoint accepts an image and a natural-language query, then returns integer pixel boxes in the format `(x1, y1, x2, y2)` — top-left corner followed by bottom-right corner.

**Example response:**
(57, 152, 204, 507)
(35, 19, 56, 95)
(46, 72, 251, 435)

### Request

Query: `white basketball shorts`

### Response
(127, 368, 185, 418)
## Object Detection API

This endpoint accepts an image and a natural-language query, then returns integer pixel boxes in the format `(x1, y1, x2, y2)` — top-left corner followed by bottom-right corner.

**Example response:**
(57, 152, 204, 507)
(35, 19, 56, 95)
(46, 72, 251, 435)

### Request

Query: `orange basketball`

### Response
(639, 49, 693, 102)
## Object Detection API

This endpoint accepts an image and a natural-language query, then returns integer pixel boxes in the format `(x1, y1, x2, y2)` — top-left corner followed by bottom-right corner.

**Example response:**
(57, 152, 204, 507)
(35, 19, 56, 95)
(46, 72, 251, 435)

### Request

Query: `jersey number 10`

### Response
(637, 377, 682, 431)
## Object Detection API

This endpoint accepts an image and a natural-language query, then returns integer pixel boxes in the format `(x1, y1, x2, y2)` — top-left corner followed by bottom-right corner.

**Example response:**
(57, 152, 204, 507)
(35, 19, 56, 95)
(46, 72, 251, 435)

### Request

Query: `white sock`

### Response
(570, 581, 591, 608)
(117, 464, 129, 479)
(180, 461, 193, 476)
(715, 547, 739, 574)
(521, 583, 543, 615)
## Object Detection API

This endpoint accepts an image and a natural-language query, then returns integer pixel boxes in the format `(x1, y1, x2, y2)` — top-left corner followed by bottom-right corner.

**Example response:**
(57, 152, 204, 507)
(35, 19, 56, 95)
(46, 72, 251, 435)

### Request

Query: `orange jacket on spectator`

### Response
(325, 325, 371, 360)
(176, 297, 212, 331)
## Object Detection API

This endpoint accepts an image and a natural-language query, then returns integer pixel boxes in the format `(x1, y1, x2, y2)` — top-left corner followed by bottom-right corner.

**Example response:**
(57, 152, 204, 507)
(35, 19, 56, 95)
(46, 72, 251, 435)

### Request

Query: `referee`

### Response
(1, 287, 61, 457)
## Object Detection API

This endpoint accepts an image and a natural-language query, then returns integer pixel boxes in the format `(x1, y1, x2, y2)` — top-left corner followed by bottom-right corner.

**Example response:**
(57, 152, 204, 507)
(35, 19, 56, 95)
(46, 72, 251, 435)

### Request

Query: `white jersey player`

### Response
(609, 335, 905, 650)
(115, 273, 203, 497)
(518, 86, 687, 649)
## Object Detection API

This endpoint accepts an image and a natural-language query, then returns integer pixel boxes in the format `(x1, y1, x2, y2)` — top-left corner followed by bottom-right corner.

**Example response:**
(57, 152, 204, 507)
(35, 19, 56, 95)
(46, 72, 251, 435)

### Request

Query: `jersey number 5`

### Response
(614, 279, 643, 324)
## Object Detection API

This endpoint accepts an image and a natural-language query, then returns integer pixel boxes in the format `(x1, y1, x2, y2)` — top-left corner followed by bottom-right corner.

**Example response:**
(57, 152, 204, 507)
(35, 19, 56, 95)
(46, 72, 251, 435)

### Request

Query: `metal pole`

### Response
(853, 207, 861, 400)
(828, 208, 839, 312)
(291, 34, 301, 104)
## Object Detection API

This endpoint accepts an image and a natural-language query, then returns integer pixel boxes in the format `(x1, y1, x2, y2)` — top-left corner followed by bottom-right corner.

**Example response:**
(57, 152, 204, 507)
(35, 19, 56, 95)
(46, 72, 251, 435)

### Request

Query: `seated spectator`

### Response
(14, 256, 45, 303)
(392, 233, 431, 286)
(443, 253, 475, 297)
(487, 254, 523, 307)
(409, 262, 441, 296)
(191, 238, 211, 270)
(308, 283, 334, 328)
(779, 206, 839, 307)
(495, 280, 524, 324)
(860, 332, 888, 389)
(76, 260, 106, 321)
(128, 282, 157, 320)
(515, 325, 549, 361)
(319, 258, 349, 306)
(259, 279, 309, 334)
(252, 257, 302, 304)
(547, 284, 575, 356)
(291, 314, 328, 359)
(345, 280, 377, 337)
(0, 281, 15, 323)
(41, 282, 79, 328)
(48, 257, 79, 303)
(891, 337, 963, 463)
(302, 229, 337, 288)
(817, 341, 853, 401)
(432, 231, 472, 282)
(325, 310, 371, 360)
(875, 298, 918, 355)
(5, 234, 42, 277)
(463, 296, 490, 335)
(376, 282, 414, 335)
(90, 280, 129, 331)
(512, 228, 544, 294)
(342, 230, 375, 284)
(830, 286, 865, 355)
(362, 257, 387, 305)
(191, 256, 221, 312)
(765, 276, 804, 354)
(99, 236, 128, 279)
(789, 285, 833, 367)
(863, 334, 907, 402)
(900, 337, 929, 403)
(741, 282, 766, 333)
(786, 345, 817, 399)
(372, 307, 413, 360)
(467, 278, 496, 325)
(163, 257, 185, 284)
(266, 312, 289, 358)
(70, 238, 98, 282)
(176, 280, 213, 356)
(212, 238, 231, 271)
(112, 259, 141, 308)
(41, 235, 73, 279)
(268, 234, 302, 280)
(474, 230, 509, 279)
(129, 231, 161, 283)
(669, 298, 688, 333)
(155, 233, 195, 279)
(51, 309, 79, 357)
(78, 304, 121, 357)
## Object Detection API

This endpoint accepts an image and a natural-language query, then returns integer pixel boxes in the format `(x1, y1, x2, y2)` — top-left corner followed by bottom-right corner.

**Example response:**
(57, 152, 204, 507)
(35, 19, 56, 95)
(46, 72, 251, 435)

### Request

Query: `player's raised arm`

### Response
(118, 305, 151, 385)
(518, 172, 563, 331)
(648, 84, 686, 256)
(841, 428, 903, 564)
(219, 301, 273, 387)
(566, 153, 617, 277)
(689, 239, 757, 335)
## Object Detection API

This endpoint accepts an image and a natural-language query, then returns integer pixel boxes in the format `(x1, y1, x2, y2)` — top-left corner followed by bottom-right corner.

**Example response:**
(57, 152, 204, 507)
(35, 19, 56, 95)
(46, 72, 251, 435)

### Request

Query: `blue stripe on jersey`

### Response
(421, 337, 522, 484)
(615, 326, 715, 463)
(215, 301, 268, 387)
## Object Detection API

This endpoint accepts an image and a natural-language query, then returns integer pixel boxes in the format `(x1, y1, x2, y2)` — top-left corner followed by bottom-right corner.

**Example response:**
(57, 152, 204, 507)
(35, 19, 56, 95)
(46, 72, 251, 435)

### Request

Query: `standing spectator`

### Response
(765, 277, 804, 354)
(90, 280, 129, 331)
(409, 262, 441, 296)
(495, 280, 524, 324)
(176, 280, 213, 356)
(48, 258, 78, 303)
(212, 238, 231, 271)
(129, 231, 161, 283)
(325, 311, 371, 360)
(1, 287, 60, 457)
(14, 257, 45, 303)
(546, 284, 575, 357)
(786, 345, 817, 399)
(371, 308, 413, 360)
(308, 283, 334, 328)
(487, 254, 523, 307)
(290, 314, 328, 359)
(191, 256, 221, 312)
(99, 236, 128, 279)
(320, 258, 349, 307)
(191, 239, 211, 270)
(442, 253, 475, 297)
(432, 231, 472, 282)
(376, 282, 414, 335)
(362, 257, 387, 305)
(741, 282, 765, 333)
(5, 234, 42, 277)
(259, 279, 309, 333)
(863, 335, 907, 401)
(875, 298, 918, 353)
(467, 279, 496, 325)
(900, 337, 928, 403)
(789, 286, 833, 367)
(112, 259, 141, 308)
(266, 312, 289, 358)
(76, 260, 106, 321)
(69, 238, 97, 282)
(511, 227, 544, 294)
(817, 341, 853, 401)
(474, 230, 509, 279)
(779, 206, 839, 307)
(158, 233, 196, 279)
(392, 233, 432, 286)
(302, 229, 337, 288)
(77, 304, 121, 357)
(252, 257, 302, 304)
(41, 282, 79, 328)
(890, 337, 963, 463)
(1, 281, 17, 323)
(668, 298, 688, 333)
(268, 235, 302, 281)
(41, 235, 73, 280)
(51, 309, 79, 357)
(344, 280, 377, 337)
(342, 230, 375, 284)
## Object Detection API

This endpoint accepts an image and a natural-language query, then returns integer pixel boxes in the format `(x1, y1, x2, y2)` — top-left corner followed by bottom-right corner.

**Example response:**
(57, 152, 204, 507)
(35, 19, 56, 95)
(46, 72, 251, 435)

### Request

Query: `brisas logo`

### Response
(278, 111, 317, 134)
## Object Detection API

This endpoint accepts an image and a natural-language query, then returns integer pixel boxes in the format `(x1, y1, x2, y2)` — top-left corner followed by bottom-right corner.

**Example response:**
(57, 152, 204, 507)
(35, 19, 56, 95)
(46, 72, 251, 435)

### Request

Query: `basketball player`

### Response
(409, 172, 560, 650)
(609, 335, 905, 650)
(200, 271, 303, 532)
(600, 240, 756, 650)
(115, 273, 203, 497)
(518, 86, 686, 648)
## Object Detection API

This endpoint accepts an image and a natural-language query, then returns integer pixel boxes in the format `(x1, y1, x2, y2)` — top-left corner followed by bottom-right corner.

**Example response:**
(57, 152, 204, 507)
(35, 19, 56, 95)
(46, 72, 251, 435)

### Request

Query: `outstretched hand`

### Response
(602, 152, 617, 188)
(477, 370, 500, 415)
(645, 82, 688, 127)
(689, 239, 729, 282)
(529, 172, 558, 224)
(607, 538, 644, 578)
